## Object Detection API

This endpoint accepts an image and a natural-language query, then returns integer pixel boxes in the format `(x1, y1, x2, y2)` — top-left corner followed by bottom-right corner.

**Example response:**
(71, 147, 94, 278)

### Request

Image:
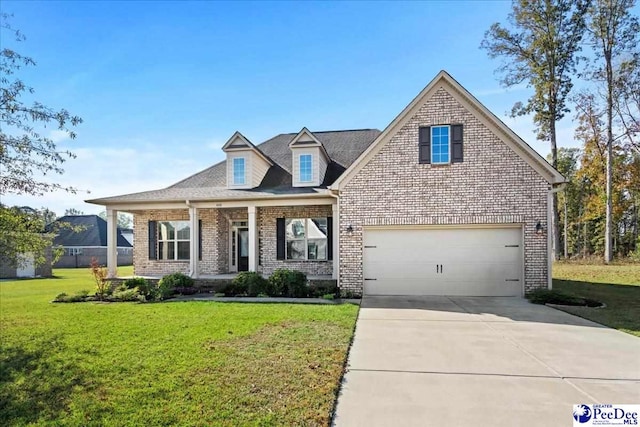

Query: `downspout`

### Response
(186, 200, 198, 278)
(547, 183, 566, 290)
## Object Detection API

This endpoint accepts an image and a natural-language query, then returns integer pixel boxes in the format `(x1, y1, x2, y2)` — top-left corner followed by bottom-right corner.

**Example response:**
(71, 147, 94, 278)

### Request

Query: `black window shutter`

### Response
(148, 221, 157, 260)
(419, 126, 431, 164)
(198, 220, 202, 261)
(327, 217, 333, 261)
(452, 124, 463, 163)
(276, 218, 285, 260)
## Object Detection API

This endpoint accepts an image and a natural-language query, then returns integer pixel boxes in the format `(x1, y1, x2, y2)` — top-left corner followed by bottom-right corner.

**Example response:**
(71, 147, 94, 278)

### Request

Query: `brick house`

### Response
(87, 71, 564, 296)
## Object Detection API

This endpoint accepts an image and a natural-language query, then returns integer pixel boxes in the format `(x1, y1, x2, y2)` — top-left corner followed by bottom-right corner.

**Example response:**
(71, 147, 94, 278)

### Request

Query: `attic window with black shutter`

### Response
(419, 124, 463, 164)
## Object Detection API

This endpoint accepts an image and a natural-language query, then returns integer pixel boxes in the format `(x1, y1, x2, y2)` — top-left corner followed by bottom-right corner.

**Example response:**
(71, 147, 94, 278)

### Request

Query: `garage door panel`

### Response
(363, 227, 523, 297)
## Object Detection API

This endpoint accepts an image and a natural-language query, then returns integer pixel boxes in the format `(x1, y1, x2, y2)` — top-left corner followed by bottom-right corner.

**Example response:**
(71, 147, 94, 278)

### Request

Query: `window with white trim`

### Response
(233, 157, 246, 185)
(285, 218, 327, 260)
(66, 247, 83, 256)
(299, 154, 312, 182)
(431, 125, 450, 164)
(157, 221, 190, 260)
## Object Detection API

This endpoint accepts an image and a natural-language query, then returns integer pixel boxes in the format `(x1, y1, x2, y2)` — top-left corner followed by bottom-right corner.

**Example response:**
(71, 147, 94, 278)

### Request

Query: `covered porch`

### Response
(104, 196, 339, 282)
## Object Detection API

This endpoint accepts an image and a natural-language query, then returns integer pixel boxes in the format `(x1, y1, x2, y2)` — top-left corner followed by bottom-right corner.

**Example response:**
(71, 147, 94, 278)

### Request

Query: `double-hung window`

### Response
(233, 157, 246, 185)
(157, 221, 190, 260)
(299, 154, 312, 183)
(285, 218, 327, 260)
(431, 125, 450, 164)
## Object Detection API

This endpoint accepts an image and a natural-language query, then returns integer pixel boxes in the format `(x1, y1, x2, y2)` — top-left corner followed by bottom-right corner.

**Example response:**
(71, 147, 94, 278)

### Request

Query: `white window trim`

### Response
(232, 157, 246, 185)
(299, 154, 313, 183)
(157, 221, 190, 261)
(285, 218, 328, 261)
(431, 125, 451, 165)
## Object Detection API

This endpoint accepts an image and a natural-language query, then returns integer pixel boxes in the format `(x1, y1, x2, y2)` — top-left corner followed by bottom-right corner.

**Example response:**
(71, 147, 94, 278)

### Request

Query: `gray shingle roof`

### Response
(46, 215, 133, 247)
(88, 129, 380, 204)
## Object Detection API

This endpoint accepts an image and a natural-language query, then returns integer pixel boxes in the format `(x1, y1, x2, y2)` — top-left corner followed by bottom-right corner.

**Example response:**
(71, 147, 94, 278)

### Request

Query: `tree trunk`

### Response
(564, 195, 568, 258)
(604, 48, 614, 263)
(550, 119, 561, 260)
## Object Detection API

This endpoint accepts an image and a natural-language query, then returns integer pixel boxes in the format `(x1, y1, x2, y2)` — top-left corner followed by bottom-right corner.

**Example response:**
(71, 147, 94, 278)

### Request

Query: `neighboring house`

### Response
(0, 249, 53, 279)
(47, 215, 133, 268)
(87, 71, 564, 296)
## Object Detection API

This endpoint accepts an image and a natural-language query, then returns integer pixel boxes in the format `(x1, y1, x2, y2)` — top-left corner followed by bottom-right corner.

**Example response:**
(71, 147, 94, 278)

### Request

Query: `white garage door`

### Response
(363, 227, 523, 296)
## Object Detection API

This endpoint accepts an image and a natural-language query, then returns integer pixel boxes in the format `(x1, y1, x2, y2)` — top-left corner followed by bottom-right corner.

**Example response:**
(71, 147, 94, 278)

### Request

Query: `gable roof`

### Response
(221, 131, 273, 166)
(46, 215, 132, 247)
(87, 129, 381, 205)
(331, 70, 565, 191)
(288, 127, 330, 159)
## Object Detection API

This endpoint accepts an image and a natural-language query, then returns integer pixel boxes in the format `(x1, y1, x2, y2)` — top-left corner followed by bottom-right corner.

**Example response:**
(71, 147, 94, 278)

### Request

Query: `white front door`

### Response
(363, 227, 523, 296)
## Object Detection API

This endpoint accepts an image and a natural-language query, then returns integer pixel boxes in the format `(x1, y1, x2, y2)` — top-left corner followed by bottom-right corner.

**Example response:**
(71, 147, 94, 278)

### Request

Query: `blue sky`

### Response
(2, 1, 595, 215)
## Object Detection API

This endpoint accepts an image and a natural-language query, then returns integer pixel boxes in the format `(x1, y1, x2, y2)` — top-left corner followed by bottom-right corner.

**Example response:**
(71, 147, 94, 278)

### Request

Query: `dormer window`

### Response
(233, 157, 246, 185)
(299, 154, 313, 182)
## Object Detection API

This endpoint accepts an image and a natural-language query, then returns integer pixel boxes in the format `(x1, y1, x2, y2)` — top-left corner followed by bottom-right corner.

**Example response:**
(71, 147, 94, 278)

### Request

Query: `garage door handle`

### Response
(505, 279, 520, 282)
(505, 245, 519, 248)
(364, 278, 377, 281)
(364, 245, 377, 248)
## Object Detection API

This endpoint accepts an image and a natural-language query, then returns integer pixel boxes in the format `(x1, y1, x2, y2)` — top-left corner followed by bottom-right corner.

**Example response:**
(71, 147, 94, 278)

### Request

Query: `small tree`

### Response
(90, 257, 110, 301)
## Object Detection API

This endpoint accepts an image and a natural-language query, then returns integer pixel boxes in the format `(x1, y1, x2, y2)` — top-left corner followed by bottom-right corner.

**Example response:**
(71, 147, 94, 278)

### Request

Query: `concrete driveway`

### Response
(333, 296, 640, 427)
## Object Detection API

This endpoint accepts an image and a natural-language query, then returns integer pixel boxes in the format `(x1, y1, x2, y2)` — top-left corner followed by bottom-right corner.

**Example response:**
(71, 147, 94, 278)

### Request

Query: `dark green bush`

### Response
(269, 269, 308, 297)
(222, 282, 246, 297)
(159, 273, 193, 289)
(309, 280, 339, 298)
(233, 272, 271, 297)
(53, 291, 91, 303)
(527, 289, 602, 307)
(123, 277, 149, 290)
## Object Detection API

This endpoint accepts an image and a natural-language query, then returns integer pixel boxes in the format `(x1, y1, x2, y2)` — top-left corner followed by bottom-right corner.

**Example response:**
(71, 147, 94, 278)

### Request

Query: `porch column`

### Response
(106, 208, 118, 278)
(189, 206, 199, 278)
(332, 202, 339, 280)
(248, 205, 258, 272)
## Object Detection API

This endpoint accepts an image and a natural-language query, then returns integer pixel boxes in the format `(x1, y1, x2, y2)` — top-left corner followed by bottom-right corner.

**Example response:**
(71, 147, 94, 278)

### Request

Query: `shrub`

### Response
(269, 269, 308, 297)
(53, 291, 91, 303)
(322, 293, 335, 300)
(222, 282, 246, 297)
(155, 277, 177, 301)
(174, 286, 199, 295)
(53, 292, 68, 302)
(527, 289, 601, 307)
(123, 277, 149, 290)
(158, 272, 193, 288)
(309, 280, 339, 298)
(111, 288, 143, 302)
(90, 257, 111, 300)
(233, 272, 270, 297)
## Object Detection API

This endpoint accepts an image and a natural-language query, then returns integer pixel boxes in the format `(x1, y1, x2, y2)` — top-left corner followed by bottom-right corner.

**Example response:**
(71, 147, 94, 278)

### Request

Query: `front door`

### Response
(237, 228, 249, 272)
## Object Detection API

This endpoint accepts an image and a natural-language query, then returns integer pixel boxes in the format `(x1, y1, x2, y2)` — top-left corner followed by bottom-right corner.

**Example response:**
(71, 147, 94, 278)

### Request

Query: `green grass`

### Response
(553, 262, 640, 337)
(1, 268, 359, 426)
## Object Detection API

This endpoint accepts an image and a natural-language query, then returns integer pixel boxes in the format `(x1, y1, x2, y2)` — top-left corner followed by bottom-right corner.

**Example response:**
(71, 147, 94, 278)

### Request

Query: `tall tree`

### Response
(98, 211, 133, 229)
(585, 0, 639, 262)
(481, 0, 588, 260)
(0, 15, 82, 268)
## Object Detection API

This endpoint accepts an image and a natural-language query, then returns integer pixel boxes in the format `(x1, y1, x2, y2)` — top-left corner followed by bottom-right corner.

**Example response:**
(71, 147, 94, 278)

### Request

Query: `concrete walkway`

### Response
(333, 296, 640, 427)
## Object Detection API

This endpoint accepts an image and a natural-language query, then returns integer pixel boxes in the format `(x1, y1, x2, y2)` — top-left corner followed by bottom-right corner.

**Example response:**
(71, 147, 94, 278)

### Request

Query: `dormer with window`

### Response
(289, 128, 330, 187)
(222, 132, 273, 189)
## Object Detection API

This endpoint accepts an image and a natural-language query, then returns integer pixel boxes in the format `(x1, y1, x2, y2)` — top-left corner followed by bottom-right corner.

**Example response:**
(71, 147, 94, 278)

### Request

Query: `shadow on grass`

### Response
(0, 336, 96, 425)
(553, 279, 640, 335)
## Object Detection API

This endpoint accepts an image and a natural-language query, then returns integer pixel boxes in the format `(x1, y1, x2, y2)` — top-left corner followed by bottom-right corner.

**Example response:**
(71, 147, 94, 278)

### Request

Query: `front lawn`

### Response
(553, 262, 640, 337)
(0, 268, 359, 426)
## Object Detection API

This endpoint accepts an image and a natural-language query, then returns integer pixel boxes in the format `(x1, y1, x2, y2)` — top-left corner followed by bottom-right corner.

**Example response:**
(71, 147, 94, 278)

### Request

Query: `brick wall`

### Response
(131, 205, 333, 278)
(339, 86, 549, 294)
(259, 205, 333, 276)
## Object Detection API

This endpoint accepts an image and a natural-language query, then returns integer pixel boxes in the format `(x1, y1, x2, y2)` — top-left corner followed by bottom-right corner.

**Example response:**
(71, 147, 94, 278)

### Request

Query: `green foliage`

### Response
(0, 205, 55, 269)
(89, 258, 110, 300)
(0, 14, 82, 196)
(53, 291, 90, 303)
(269, 269, 308, 298)
(123, 277, 149, 290)
(322, 294, 335, 300)
(309, 281, 339, 298)
(158, 272, 193, 289)
(111, 288, 144, 302)
(155, 279, 174, 301)
(233, 272, 271, 297)
(527, 288, 601, 307)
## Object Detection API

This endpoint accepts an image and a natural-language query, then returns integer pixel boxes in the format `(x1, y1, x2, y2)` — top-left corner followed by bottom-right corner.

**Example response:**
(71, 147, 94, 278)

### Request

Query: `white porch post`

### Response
(248, 205, 258, 272)
(332, 202, 339, 281)
(189, 206, 199, 278)
(106, 208, 118, 278)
